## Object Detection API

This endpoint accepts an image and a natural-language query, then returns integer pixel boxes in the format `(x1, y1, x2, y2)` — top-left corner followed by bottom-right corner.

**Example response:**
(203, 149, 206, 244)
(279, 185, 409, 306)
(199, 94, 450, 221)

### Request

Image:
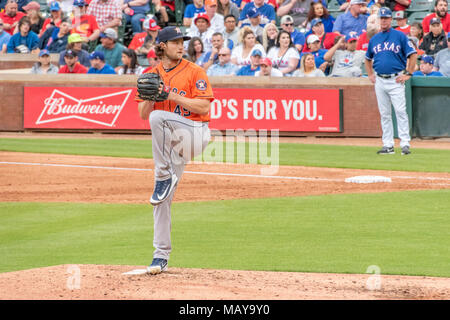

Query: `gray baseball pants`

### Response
(149, 110, 211, 261)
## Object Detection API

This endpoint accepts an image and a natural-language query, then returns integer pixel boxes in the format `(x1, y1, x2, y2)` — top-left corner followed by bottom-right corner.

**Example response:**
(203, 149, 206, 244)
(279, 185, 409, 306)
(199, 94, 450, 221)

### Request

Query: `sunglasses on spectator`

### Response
(218, 54, 229, 56)
(283, 23, 294, 26)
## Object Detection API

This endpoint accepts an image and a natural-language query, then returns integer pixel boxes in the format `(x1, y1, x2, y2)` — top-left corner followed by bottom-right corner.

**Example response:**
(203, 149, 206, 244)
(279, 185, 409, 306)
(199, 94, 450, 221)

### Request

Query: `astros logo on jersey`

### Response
(196, 80, 207, 91)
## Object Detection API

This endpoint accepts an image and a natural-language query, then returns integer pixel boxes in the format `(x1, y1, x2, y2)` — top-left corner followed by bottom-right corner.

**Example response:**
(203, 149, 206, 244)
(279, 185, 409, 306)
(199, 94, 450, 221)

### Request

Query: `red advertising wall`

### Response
(24, 87, 342, 132)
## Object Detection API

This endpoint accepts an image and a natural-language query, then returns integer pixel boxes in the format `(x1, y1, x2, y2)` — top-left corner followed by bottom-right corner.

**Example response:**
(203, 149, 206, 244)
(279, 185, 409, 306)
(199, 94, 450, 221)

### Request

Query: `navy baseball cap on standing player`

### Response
(156, 26, 191, 44)
(378, 7, 392, 18)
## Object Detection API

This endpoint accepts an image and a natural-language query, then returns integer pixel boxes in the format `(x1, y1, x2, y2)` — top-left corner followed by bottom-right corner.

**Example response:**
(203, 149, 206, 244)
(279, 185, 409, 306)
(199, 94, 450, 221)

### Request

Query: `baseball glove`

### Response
(137, 72, 170, 102)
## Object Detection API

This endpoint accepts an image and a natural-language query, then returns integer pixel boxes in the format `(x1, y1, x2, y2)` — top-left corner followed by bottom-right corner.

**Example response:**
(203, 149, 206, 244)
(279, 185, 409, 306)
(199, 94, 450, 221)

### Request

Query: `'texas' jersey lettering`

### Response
(135, 59, 214, 122)
(372, 42, 401, 54)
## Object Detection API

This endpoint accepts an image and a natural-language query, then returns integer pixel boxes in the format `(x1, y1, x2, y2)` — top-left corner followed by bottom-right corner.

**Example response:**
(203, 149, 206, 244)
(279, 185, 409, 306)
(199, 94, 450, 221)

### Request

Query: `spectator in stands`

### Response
(121, 0, 150, 35)
(267, 30, 299, 76)
(144, 49, 159, 70)
(223, 14, 239, 48)
(231, 26, 266, 65)
(48, 0, 75, 15)
(255, 57, 283, 76)
(217, 0, 240, 21)
(71, 0, 101, 44)
(301, 34, 328, 73)
(87, 0, 122, 33)
(58, 49, 88, 73)
(413, 55, 443, 76)
(410, 22, 423, 45)
(236, 48, 262, 75)
(276, 0, 312, 27)
(376, 0, 411, 13)
(324, 34, 365, 77)
(279, 15, 305, 52)
(356, 12, 380, 51)
(420, 18, 448, 57)
(293, 52, 325, 76)
(87, 50, 117, 73)
(304, 1, 335, 32)
(7, 17, 39, 53)
(128, 18, 160, 59)
(116, 48, 144, 74)
(304, 18, 339, 52)
(422, 0, 449, 34)
(258, 22, 278, 52)
(393, 10, 410, 35)
(186, 36, 206, 64)
(240, 0, 278, 11)
(241, 7, 265, 38)
(239, 0, 276, 27)
(433, 33, 450, 76)
(0, 0, 30, 13)
(31, 49, 59, 74)
(188, 12, 215, 51)
(201, 32, 229, 70)
(94, 27, 125, 68)
(59, 33, 91, 67)
(206, 47, 240, 75)
(332, 0, 368, 37)
(23, 1, 44, 35)
(0, 18, 12, 53)
(197, 0, 225, 33)
(39, 1, 64, 37)
(408, 36, 424, 58)
(46, 18, 71, 53)
(184, 0, 205, 26)
(152, 0, 176, 26)
(0, 0, 26, 35)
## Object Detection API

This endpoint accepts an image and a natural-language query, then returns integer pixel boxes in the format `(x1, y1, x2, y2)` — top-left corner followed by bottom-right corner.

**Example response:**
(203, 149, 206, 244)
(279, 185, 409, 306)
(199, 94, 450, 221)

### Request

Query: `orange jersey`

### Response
(135, 59, 214, 122)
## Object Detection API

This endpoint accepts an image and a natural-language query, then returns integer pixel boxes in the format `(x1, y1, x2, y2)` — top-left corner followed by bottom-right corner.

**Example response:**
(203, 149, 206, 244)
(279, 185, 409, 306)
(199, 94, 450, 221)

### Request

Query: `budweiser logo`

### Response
(36, 89, 133, 127)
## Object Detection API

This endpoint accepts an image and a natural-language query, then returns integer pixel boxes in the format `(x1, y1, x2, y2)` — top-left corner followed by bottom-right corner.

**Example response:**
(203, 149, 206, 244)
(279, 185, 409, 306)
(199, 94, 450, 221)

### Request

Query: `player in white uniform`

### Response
(365, 7, 417, 155)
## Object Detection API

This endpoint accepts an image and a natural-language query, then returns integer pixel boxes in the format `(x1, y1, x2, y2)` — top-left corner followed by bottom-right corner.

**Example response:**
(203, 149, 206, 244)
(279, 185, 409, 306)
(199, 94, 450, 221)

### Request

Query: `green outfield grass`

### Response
(1, 137, 449, 172)
(1, 190, 449, 277)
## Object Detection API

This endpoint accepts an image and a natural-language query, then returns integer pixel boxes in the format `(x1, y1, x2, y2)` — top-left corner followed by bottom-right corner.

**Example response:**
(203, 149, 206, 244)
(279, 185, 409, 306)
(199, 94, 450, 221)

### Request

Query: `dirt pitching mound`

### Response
(0, 264, 449, 300)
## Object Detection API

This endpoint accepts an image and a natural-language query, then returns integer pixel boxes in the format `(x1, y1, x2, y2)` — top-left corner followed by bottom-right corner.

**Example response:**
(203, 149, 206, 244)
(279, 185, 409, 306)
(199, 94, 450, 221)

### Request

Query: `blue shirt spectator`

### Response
(236, 64, 260, 76)
(87, 51, 116, 74)
(0, 27, 11, 52)
(332, 0, 369, 37)
(413, 55, 444, 77)
(184, 3, 205, 19)
(7, 30, 39, 53)
(239, 1, 276, 24)
(412, 70, 443, 76)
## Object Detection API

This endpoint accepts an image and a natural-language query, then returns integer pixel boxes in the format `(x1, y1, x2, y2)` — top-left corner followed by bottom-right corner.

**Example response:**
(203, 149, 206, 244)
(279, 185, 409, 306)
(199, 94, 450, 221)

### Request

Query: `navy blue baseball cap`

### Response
(420, 55, 434, 65)
(73, 0, 86, 7)
(247, 7, 260, 19)
(378, 7, 392, 18)
(311, 18, 322, 28)
(251, 49, 263, 57)
(156, 26, 191, 44)
(89, 51, 105, 61)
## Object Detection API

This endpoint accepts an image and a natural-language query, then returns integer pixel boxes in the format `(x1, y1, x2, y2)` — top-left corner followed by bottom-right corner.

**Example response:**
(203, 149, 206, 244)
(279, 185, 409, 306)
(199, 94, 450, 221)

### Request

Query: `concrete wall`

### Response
(0, 74, 382, 137)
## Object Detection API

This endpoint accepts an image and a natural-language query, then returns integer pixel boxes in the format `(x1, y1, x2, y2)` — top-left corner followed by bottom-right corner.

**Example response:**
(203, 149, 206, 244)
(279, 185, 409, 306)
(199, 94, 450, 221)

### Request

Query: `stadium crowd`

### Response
(0, 0, 448, 76)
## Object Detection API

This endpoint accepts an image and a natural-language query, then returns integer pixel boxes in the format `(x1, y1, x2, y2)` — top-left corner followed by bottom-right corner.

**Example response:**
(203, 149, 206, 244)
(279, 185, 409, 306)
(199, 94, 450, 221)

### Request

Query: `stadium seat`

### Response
(175, 0, 185, 26)
(406, 0, 434, 12)
(407, 11, 430, 25)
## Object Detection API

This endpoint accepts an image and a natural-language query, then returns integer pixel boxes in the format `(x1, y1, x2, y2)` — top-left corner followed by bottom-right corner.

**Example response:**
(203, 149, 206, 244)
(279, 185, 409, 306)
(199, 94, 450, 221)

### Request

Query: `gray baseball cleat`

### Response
(377, 146, 395, 155)
(150, 174, 178, 206)
(401, 146, 411, 155)
(147, 258, 168, 275)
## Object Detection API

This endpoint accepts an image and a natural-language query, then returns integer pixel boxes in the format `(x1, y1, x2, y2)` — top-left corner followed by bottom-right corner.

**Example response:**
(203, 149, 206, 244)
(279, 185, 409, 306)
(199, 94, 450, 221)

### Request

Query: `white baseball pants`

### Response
(374, 76, 411, 148)
(149, 110, 211, 261)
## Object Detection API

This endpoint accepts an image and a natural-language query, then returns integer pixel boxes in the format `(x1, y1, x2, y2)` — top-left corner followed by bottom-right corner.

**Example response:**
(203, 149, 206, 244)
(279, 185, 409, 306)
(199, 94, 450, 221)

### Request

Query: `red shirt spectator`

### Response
(303, 32, 339, 52)
(71, 0, 100, 40)
(422, 0, 450, 33)
(0, 1, 26, 35)
(59, 62, 88, 73)
(356, 31, 369, 51)
(58, 50, 88, 73)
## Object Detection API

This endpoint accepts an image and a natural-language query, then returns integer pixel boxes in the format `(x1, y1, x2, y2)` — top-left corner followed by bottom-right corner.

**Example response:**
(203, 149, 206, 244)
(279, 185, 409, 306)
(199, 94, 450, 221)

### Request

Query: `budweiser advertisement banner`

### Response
(24, 87, 342, 132)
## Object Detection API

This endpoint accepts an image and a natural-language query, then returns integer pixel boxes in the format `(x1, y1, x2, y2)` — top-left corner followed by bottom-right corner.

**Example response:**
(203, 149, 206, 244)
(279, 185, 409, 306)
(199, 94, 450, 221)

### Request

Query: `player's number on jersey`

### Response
(174, 105, 191, 117)
(172, 89, 190, 117)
